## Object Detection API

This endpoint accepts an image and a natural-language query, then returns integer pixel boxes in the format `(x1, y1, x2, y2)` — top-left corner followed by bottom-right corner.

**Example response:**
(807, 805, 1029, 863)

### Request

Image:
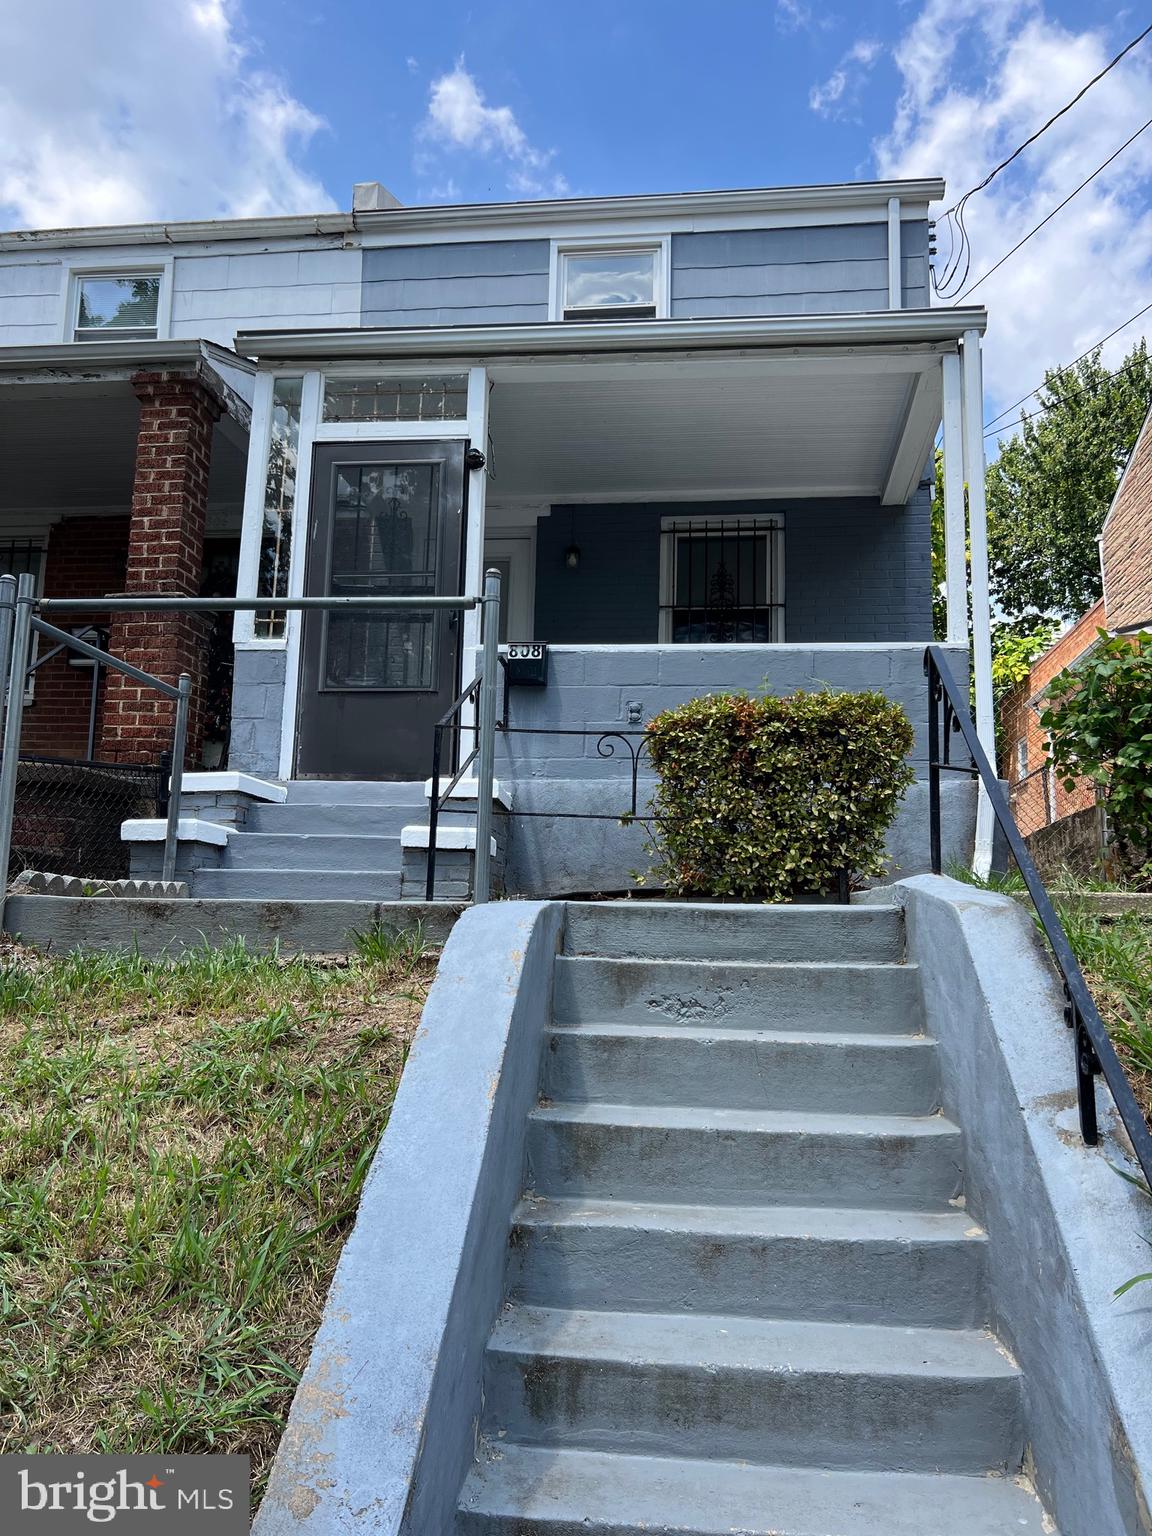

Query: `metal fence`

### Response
(4, 754, 164, 881)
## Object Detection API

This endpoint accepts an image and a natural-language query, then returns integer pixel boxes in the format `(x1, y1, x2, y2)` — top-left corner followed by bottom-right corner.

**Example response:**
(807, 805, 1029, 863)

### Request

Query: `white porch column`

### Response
(461, 365, 490, 661)
(940, 351, 968, 644)
(960, 328, 996, 876)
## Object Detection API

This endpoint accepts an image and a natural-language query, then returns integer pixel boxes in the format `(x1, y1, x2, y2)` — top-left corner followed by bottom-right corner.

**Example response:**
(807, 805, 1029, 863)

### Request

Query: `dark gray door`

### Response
(295, 441, 466, 779)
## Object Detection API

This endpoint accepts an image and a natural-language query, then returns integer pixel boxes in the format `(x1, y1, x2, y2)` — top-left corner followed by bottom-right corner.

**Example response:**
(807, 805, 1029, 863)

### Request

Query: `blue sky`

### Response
(1, 0, 1150, 424)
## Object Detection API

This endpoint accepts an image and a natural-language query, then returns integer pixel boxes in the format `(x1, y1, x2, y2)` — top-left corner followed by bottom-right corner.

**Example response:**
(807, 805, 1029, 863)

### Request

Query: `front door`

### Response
(295, 441, 466, 779)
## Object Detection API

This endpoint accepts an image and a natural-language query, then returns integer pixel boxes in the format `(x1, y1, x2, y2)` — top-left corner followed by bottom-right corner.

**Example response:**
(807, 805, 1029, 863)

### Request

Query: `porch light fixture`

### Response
(564, 544, 581, 570)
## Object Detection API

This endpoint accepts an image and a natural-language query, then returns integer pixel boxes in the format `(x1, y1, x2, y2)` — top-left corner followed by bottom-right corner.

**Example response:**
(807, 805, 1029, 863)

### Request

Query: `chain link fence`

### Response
(3, 755, 164, 883)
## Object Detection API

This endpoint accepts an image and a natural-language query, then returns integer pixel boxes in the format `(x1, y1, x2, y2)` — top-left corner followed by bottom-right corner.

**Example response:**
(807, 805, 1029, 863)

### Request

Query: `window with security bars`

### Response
(0, 542, 47, 700)
(659, 517, 784, 643)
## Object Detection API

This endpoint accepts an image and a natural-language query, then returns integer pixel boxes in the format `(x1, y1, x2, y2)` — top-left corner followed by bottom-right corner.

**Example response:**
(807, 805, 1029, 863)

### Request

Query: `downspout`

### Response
(960, 329, 996, 876)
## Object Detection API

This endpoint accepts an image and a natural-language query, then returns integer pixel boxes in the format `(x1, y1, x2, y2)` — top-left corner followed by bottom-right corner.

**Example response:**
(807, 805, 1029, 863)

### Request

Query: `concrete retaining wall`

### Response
(254, 900, 562, 1536)
(887, 875, 1152, 1536)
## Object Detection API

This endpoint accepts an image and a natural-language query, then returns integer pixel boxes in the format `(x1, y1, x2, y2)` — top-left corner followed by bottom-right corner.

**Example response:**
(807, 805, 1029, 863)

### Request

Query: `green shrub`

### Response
(1041, 630, 1152, 882)
(643, 690, 915, 901)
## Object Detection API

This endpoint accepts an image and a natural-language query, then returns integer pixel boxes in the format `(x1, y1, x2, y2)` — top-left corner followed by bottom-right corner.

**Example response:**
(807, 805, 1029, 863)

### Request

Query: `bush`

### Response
(1041, 629, 1152, 882)
(643, 690, 915, 901)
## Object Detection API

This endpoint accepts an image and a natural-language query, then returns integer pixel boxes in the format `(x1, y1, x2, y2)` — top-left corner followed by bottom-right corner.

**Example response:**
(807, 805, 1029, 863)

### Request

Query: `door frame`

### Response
(483, 529, 537, 641)
(293, 439, 469, 779)
(257, 364, 489, 780)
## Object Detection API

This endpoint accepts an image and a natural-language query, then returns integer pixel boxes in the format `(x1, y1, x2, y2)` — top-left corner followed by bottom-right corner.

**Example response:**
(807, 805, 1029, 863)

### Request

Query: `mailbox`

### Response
(502, 642, 548, 686)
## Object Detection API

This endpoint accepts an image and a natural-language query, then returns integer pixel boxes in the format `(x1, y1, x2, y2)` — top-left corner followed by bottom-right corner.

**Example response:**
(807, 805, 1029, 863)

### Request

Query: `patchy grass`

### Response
(948, 862, 1152, 1124)
(0, 927, 436, 1499)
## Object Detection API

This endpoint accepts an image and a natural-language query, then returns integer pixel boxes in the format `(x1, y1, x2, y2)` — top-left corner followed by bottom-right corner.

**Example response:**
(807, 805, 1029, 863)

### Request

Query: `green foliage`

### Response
(988, 341, 1152, 621)
(1041, 631, 1152, 869)
(930, 447, 948, 642)
(643, 690, 915, 901)
(991, 617, 1059, 707)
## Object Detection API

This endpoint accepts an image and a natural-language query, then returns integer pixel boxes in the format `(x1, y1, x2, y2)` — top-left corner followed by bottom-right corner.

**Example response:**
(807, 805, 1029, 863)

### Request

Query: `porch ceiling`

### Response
(0, 384, 248, 519)
(486, 354, 942, 505)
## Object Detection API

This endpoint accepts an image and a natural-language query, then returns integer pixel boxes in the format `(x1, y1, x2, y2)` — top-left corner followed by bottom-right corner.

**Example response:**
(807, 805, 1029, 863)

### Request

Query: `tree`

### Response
(987, 341, 1152, 621)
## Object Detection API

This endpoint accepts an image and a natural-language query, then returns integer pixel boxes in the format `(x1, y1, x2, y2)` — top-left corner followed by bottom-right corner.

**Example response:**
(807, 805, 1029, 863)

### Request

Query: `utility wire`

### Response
(932, 20, 1152, 298)
(983, 298, 1152, 432)
(958, 115, 1152, 300)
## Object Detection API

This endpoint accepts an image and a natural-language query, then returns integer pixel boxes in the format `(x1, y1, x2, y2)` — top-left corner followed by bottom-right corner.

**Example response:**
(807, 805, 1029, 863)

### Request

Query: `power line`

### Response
(983, 361, 1150, 438)
(983, 298, 1152, 432)
(932, 20, 1152, 298)
(958, 115, 1152, 300)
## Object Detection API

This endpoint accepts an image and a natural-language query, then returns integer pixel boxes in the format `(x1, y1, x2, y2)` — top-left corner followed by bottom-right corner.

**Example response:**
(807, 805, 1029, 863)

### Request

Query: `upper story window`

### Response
(557, 244, 664, 321)
(73, 273, 161, 342)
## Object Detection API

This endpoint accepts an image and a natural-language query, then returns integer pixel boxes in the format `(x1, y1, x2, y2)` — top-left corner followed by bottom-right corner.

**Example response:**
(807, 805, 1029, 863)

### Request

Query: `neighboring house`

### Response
(1000, 403, 1152, 838)
(0, 176, 994, 894)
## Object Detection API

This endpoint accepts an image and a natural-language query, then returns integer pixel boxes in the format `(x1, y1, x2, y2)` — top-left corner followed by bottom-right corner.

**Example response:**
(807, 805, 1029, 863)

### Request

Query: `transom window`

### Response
(660, 516, 784, 643)
(74, 274, 161, 342)
(323, 373, 468, 423)
(560, 246, 659, 321)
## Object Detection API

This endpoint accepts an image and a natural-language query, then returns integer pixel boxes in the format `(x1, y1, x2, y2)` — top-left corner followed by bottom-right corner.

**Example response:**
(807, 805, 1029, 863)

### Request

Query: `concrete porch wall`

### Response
(492, 641, 971, 895)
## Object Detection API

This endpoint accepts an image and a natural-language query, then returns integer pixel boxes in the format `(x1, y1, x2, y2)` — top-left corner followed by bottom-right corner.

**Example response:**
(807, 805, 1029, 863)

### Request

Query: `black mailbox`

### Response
(502, 642, 548, 686)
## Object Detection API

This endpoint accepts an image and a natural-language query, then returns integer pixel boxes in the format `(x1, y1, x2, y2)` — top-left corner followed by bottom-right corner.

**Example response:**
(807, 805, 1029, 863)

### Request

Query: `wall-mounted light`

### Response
(564, 544, 581, 570)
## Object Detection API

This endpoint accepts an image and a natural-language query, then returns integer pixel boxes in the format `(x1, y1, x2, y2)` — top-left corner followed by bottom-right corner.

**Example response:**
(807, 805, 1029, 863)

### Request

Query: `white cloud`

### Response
(874, 1, 1152, 421)
(775, 0, 835, 35)
(809, 39, 883, 119)
(418, 60, 568, 199)
(0, 0, 334, 229)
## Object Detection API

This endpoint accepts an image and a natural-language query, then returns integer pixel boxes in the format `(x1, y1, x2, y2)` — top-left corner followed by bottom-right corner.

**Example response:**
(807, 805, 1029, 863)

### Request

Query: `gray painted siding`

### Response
(361, 240, 549, 327)
(672, 222, 931, 316)
(170, 247, 362, 345)
(0, 258, 63, 345)
(533, 491, 932, 646)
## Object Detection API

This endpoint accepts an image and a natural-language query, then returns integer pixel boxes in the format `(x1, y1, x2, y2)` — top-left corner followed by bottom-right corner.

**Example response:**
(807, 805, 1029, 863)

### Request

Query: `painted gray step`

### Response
(223, 833, 402, 873)
(284, 779, 427, 805)
(246, 803, 418, 836)
(458, 1444, 1054, 1535)
(508, 1197, 988, 1327)
(483, 1306, 1022, 1474)
(189, 868, 403, 901)
(2, 894, 462, 956)
(563, 902, 905, 963)
(545, 1024, 940, 1114)
(553, 957, 924, 1034)
(527, 1102, 963, 1209)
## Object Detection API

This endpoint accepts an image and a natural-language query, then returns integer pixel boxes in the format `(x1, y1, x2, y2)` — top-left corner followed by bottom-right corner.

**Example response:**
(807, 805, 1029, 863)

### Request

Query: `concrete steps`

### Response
(183, 780, 421, 902)
(459, 1444, 1053, 1535)
(456, 901, 1054, 1533)
(189, 868, 403, 901)
(507, 1197, 988, 1327)
(544, 1024, 940, 1113)
(484, 1305, 1022, 1473)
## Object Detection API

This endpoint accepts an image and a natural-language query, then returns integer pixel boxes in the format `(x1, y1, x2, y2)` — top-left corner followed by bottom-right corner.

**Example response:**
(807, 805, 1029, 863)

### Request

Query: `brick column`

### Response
(99, 371, 222, 766)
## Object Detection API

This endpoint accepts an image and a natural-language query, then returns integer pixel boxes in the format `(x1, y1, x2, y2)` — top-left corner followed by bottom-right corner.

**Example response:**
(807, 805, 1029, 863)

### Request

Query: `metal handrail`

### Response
(0, 581, 496, 922)
(926, 644, 1152, 1180)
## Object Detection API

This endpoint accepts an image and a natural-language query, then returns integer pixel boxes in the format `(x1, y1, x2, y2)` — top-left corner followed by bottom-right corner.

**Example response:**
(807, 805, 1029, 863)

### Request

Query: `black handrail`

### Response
(425, 675, 482, 901)
(926, 645, 1152, 1180)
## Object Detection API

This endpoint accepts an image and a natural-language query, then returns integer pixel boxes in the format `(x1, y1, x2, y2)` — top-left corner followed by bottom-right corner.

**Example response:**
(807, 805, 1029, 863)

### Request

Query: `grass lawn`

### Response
(0, 928, 436, 1500)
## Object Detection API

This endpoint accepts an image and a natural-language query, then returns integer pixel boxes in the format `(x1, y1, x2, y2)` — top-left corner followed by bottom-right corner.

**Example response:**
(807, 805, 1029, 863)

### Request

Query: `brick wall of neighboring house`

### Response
(999, 599, 1105, 837)
(99, 372, 221, 766)
(21, 516, 129, 759)
(1102, 406, 1152, 633)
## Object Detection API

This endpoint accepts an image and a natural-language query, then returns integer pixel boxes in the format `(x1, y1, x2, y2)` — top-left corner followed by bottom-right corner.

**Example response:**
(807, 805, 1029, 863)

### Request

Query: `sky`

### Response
(1, 0, 1150, 433)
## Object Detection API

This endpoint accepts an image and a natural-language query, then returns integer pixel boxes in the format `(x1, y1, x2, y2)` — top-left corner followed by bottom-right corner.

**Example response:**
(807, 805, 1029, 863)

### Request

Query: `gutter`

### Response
(0, 178, 946, 252)
(235, 306, 988, 363)
(0, 337, 255, 374)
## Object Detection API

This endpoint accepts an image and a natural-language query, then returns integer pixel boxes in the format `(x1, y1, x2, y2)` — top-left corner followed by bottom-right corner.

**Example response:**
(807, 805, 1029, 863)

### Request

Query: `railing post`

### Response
(0, 574, 37, 932)
(162, 673, 192, 885)
(926, 653, 942, 875)
(473, 569, 501, 904)
(0, 574, 17, 746)
(426, 724, 443, 902)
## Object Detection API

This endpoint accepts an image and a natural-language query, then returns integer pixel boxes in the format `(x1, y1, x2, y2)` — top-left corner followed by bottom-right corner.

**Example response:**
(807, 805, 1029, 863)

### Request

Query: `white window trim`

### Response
(61, 253, 174, 343)
(548, 235, 671, 323)
(658, 513, 785, 643)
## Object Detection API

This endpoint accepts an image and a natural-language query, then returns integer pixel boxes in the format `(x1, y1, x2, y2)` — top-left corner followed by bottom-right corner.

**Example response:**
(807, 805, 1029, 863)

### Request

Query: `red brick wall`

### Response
(1102, 409, 1152, 633)
(999, 600, 1105, 836)
(99, 372, 221, 766)
(22, 516, 129, 759)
